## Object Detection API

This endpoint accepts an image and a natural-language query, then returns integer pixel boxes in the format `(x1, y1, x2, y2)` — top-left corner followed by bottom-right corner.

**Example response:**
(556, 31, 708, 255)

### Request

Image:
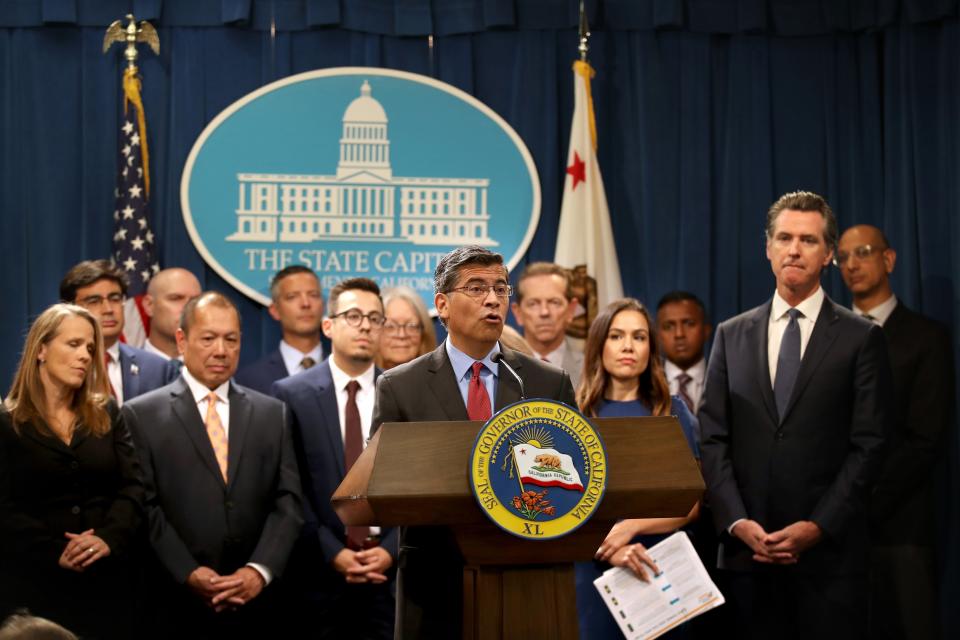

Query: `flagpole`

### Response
(578, 0, 589, 62)
(104, 15, 162, 346)
(511, 444, 527, 495)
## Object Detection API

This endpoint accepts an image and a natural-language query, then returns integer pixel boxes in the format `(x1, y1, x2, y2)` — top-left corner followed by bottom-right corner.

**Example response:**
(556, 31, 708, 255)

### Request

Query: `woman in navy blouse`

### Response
(574, 298, 700, 639)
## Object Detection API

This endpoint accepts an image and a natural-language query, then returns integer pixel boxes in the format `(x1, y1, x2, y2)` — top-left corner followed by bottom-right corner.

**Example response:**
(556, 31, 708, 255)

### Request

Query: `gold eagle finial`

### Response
(103, 14, 159, 68)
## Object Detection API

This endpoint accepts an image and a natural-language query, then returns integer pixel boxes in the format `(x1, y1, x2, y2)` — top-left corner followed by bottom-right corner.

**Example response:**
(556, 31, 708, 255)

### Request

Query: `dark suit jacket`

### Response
(271, 360, 398, 571)
(0, 405, 143, 636)
(118, 342, 179, 401)
(373, 343, 577, 639)
(700, 295, 891, 575)
(235, 348, 289, 396)
(871, 302, 954, 545)
(121, 377, 303, 584)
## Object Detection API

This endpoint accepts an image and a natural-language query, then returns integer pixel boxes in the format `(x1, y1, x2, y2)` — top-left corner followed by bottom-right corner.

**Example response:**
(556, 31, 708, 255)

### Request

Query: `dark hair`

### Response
(576, 298, 671, 419)
(180, 292, 240, 335)
(59, 260, 129, 302)
(515, 262, 573, 302)
(656, 291, 707, 319)
(766, 191, 838, 253)
(433, 246, 506, 295)
(327, 277, 382, 316)
(269, 265, 320, 301)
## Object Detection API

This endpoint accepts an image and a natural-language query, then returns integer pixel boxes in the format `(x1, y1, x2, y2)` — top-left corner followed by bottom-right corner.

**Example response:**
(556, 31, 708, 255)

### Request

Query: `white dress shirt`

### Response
(767, 287, 824, 386)
(143, 338, 173, 361)
(729, 286, 825, 536)
(664, 357, 706, 410)
(853, 294, 898, 327)
(105, 342, 124, 406)
(279, 340, 324, 376)
(327, 357, 378, 536)
(327, 357, 376, 446)
(180, 367, 272, 584)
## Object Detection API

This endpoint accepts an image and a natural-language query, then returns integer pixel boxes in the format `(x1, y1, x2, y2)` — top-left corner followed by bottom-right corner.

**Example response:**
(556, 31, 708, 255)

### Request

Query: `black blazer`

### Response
(235, 348, 290, 396)
(700, 295, 892, 575)
(372, 343, 577, 639)
(871, 302, 954, 545)
(121, 376, 303, 583)
(0, 405, 143, 635)
(271, 360, 398, 568)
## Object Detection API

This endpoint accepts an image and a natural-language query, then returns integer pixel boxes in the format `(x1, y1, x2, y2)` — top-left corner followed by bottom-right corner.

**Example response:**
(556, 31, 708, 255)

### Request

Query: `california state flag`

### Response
(513, 443, 584, 492)
(555, 60, 623, 326)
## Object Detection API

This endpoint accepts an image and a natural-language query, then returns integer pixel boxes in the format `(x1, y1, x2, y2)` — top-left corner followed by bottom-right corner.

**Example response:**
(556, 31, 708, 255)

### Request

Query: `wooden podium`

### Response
(332, 416, 703, 639)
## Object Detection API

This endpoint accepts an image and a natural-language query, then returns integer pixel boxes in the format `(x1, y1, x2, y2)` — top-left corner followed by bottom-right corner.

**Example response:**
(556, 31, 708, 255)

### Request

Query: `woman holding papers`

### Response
(575, 298, 700, 639)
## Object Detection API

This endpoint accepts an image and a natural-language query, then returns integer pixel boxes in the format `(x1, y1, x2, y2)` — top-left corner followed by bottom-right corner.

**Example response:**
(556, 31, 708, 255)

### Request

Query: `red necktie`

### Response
(676, 373, 695, 412)
(467, 361, 492, 421)
(104, 352, 118, 400)
(343, 380, 369, 549)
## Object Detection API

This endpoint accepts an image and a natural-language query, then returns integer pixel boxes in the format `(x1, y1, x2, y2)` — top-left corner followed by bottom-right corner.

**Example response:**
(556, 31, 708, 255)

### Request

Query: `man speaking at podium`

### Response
(373, 246, 577, 638)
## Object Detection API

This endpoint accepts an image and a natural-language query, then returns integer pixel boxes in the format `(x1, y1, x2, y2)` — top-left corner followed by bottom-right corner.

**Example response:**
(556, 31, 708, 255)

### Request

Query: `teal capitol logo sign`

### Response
(181, 67, 541, 308)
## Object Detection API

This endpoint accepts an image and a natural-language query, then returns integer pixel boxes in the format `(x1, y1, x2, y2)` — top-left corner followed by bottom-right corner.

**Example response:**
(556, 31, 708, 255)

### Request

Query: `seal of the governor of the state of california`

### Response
(469, 399, 607, 540)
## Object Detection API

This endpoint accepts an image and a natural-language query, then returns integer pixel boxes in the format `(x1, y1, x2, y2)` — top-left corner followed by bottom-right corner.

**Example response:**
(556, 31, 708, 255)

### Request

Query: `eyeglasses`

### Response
(331, 309, 386, 327)
(448, 283, 513, 299)
(833, 244, 886, 266)
(383, 321, 423, 335)
(78, 292, 125, 307)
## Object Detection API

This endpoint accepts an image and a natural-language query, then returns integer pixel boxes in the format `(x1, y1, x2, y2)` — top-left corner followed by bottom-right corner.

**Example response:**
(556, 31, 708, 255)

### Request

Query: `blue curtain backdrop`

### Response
(2, 0, 959, 632)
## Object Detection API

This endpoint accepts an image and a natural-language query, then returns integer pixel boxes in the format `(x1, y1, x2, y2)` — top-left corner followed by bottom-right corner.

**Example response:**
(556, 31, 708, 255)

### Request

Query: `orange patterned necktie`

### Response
(204, 392, 229, 482)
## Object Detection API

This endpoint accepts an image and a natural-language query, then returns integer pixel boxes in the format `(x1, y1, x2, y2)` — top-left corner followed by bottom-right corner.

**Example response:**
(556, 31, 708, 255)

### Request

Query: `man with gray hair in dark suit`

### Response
(373, 246, 576, 639)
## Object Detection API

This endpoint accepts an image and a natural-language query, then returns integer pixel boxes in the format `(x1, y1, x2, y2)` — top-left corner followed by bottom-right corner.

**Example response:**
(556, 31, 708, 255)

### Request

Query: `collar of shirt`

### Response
(853, 294, 898, 326)
(770, 286, 824, 323)
(327, 355, 376, 394)
(445, 338, 500, 382)
(663, 357, 706, 385)
(279, 340, 323, 376)
(105, 342, 124, 405)
(767, 286, 824, 386)
(181, 366, 231, 407)
(142, 339, 172, 361)
(539, 339, 568, 367)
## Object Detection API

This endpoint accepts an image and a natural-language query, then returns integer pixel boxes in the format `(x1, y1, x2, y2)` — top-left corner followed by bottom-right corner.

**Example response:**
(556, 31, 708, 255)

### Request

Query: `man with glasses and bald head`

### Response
(838, 224, 953, 640)
(372, 245, 576, 639)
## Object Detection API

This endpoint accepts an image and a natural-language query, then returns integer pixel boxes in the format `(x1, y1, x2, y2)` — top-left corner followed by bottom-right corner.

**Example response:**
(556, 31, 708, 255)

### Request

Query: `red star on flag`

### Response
(566, 151, 586, 190)
(520, 448, 527, 455)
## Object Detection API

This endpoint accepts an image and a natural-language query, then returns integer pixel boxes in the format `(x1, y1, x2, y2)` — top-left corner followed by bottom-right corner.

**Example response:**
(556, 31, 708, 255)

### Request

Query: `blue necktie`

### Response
(774, 308, 802, 419)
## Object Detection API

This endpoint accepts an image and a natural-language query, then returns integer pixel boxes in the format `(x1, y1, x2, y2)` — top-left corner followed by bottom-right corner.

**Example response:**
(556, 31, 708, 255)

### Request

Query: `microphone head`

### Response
(490, 352, 504, 364)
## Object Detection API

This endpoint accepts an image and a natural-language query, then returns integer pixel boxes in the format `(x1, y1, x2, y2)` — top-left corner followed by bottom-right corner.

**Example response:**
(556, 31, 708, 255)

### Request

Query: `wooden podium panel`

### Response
(333, 416, 704, 639)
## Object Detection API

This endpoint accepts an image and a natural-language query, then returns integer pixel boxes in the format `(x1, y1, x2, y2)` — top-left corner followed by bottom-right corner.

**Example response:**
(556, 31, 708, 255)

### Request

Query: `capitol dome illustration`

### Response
(227, 81, 496, 247)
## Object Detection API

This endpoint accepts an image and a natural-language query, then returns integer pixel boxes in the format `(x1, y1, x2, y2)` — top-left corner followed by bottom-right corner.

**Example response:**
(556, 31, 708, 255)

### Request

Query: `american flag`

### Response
(112, 70, 158, 345)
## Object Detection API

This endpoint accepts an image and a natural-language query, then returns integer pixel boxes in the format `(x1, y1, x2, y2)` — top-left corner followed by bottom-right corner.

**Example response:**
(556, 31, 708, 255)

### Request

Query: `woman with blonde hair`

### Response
(575, 298, 700, 639)
(377, 286, 437, 369)
(0, 304, 143, 639)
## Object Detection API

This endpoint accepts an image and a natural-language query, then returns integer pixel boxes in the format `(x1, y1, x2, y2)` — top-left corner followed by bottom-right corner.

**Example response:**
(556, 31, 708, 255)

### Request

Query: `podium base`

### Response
(462, 563, 579, 639)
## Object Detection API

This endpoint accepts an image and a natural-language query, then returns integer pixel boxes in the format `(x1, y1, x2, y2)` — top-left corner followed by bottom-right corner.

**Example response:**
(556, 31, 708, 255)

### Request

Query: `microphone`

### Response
(491, 352, 525, 400)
